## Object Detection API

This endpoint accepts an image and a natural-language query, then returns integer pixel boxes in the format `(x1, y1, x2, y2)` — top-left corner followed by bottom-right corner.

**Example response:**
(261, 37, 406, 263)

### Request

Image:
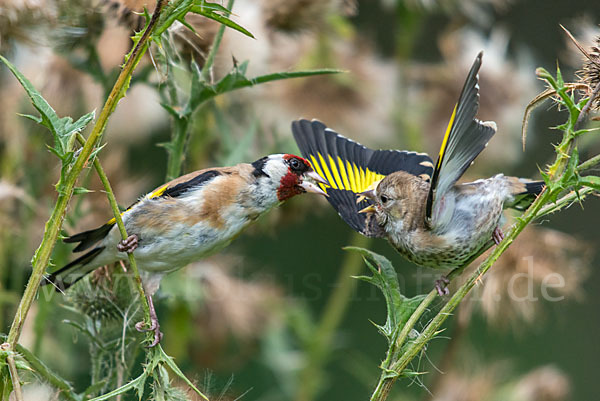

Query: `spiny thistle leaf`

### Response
(151, 365, 189, 401)
(86, 371, 148, 401)
(153, 0, 253, 40)
(345, 247, 426, 342)
(190, 2, 254, 39)
(560, 147, 579, 186)
(83, 380, 110, 399)
(186, 61, 341, 115)
(157, 345, 209, 400)
(0, 55, 94, 160)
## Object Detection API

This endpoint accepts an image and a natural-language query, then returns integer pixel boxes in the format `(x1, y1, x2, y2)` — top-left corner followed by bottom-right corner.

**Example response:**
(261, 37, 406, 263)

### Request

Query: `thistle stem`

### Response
(3, 2, 166, 392)
(76, 134, 152, 336)
(6, 352, 23, 401)
(578, 154, 600, 172)
(16, 342, 77, 401)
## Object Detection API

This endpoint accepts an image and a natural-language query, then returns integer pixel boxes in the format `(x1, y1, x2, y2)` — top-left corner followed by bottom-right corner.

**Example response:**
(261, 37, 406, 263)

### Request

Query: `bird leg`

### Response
(135, 294, 163, 347)
(117, 234, 138, 253)
(435, 276, 450, 296)
(492, 227, 504, 245)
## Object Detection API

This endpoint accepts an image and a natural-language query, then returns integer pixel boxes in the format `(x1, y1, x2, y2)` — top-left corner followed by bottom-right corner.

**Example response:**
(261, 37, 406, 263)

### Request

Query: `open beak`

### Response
(300, 170, 329, 196)
(356, 189, 377, 204)
(358, 204, 376, 214)
(306, 170, 328, 185)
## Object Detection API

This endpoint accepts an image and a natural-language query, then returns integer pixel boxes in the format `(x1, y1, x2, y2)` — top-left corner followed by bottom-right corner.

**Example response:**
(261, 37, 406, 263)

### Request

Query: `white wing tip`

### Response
(482, 120, 497, 131)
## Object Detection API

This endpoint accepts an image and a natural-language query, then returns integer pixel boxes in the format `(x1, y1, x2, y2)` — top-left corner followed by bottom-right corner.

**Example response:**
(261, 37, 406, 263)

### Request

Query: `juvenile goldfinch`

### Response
(44, 154, 327, 346)
(292, 52, 545, 295)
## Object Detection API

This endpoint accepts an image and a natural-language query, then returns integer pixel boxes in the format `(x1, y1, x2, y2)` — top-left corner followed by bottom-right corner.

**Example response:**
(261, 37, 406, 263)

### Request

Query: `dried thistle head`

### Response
(66, 263, 137, 325)
(562, 24, 600, 111)
(580, 34, 600, 110)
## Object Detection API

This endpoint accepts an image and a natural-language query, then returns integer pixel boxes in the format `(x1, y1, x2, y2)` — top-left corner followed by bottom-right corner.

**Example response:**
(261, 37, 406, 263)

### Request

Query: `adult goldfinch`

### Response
(44, 154, 327, 346)
(292, 52, 544, 295)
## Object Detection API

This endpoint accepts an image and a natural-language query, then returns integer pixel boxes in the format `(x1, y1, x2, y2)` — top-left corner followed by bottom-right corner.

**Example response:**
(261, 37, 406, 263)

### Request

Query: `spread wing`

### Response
(425, 52, 497, 225)
(292, 119, 434, 237)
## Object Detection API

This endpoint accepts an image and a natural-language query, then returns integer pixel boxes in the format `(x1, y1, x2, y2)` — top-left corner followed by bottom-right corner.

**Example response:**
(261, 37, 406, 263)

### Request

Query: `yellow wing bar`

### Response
(310, 152, 384, 194)
(436, 104, 457, 170)
(106, 184, 169, 225)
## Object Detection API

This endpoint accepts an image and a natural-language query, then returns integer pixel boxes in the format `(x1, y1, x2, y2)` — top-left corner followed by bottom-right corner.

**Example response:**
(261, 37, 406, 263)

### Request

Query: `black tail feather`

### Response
(64, 223, 113, 252)
(43, 246, 105, 291)
(510, 180, 546, 211)
(524, 180, 546, 196)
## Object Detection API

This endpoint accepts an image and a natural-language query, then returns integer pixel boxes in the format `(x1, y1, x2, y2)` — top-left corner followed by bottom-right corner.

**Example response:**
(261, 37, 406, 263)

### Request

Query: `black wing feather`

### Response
(161, 170, 222, 198)
(42, 246, 105, 291)
(426, 52, 497, 222)
(292, 119, 433, 237)
(64, 223, 114, 252)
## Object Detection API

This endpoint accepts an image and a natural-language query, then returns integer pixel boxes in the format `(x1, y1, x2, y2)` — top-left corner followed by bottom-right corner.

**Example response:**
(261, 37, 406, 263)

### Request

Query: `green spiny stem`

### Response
(578, 154, 600, 172)
(16, 343, 77, 401)
(378, 244, 491, 376)
(371, 245, 490, 400)
(385, 290, 436, 366)
(76, 134, 152, 338)
(6, 353, 23, 401)
(165, 115, 190, 181)
(5, 0, 165, 350)
(538, 187, 595, 216)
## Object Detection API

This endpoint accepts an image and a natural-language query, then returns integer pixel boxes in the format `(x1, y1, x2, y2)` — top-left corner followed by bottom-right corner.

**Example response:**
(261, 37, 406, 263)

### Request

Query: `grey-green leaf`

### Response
(345, 247, 426, 342)
(190, 3, 254, 38)
(0, 55, 95, 159)
(188, 65, 342, 113)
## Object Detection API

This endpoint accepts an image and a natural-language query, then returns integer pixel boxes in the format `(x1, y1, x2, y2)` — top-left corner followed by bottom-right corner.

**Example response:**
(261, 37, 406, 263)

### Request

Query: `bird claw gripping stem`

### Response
(435, 277, 450, 296)
(135, 294, 163, 348)
(117, 234, 139, 253)
(492, 227, 504, 245)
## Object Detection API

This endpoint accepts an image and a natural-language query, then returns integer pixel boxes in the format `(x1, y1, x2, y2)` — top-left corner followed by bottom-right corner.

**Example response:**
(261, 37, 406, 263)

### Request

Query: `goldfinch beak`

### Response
(300, 180, 327, 196)
(358, 204, 377, 214)
(299, 170, 328, 196)
(306, 170, 328, 185)
(300, 170, 329, 196)
(356, 189, 376, 204)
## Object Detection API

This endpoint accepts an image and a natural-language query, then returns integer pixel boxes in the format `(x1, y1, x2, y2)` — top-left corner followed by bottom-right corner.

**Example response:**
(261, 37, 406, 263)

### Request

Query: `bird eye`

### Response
(380, 195, 388, 204)
(289, 158, 302, 170)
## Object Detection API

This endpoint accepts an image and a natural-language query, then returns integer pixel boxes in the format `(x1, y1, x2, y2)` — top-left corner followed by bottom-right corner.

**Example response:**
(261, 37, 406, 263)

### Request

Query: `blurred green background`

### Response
(1, 0, 599, 400)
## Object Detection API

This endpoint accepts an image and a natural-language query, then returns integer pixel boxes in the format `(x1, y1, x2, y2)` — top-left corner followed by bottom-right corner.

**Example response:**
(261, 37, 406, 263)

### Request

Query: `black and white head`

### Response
(251, 154, 328, 202)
